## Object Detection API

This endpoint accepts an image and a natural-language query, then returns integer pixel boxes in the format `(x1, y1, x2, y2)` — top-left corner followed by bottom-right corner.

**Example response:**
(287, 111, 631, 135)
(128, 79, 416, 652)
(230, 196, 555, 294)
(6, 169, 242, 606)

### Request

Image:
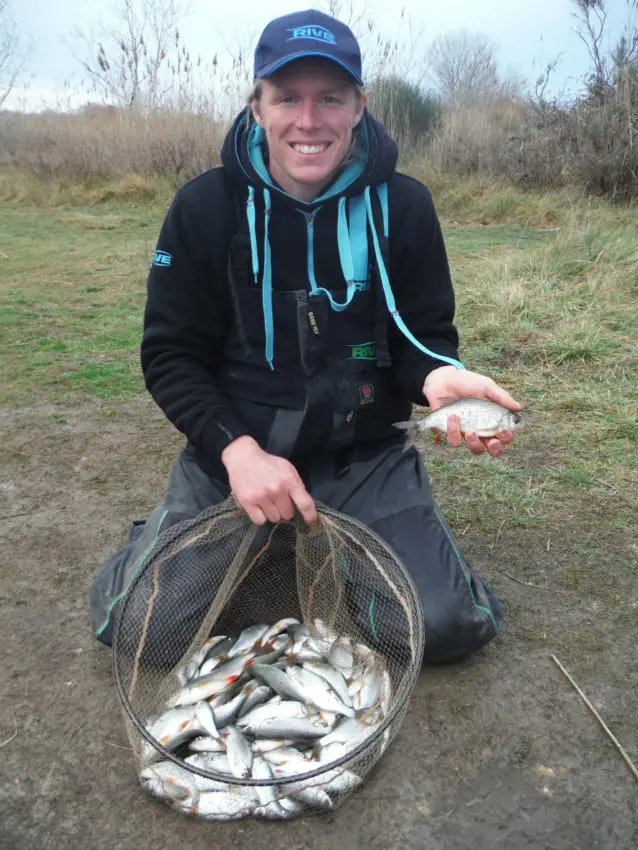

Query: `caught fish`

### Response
(286, 666, 355, 718)
(246, 715, 335, 740)
(251, 755, 278, 807)
(195, 700, 220, 740)
(194, 790, 257, 821)
(144, 704, 200, 754)
(252, 738, 295, 754)
(168, 655, 252, 708)
(188, 735, 225, 754)
(249, 664, 307, 703)
(222, 725, 253, 779)
(227, 624, 269, 658)
(140, 761, 199, 805)
(394, 398, 524, 446)
(259, 618, 300, 648)
(302, 661, 353, 709)
(139, 619, 394, 822)
(253, 634, 290, 665)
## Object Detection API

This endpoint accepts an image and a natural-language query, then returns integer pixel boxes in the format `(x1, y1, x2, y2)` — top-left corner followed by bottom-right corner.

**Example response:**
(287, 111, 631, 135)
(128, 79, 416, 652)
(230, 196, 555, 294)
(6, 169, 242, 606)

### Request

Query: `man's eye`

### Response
(322, 96, 340, 104)
(280, 95, 298, 103)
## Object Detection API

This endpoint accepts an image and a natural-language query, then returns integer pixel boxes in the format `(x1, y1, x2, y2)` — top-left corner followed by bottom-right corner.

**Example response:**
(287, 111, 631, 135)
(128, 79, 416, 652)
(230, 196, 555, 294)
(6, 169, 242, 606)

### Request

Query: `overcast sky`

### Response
(5, 0, 630, 111)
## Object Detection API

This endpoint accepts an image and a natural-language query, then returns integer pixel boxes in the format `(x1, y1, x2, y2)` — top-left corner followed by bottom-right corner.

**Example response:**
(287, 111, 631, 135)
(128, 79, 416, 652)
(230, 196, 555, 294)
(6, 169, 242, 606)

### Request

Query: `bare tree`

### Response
(426, 30, 503, 104)
(0, 0, 33, 108)
(65, 0, 187, 112)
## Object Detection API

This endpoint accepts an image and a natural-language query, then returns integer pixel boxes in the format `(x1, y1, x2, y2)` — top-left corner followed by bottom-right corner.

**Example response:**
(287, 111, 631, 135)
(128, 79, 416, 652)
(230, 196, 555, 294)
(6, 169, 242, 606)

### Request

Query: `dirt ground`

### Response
(1, 398, 636, 850)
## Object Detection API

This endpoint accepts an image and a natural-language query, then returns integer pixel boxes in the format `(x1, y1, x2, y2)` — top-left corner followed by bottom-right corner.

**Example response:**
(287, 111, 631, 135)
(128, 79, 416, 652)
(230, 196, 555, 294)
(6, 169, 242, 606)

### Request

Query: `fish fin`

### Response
(433, 432, 443, 445)
(392, 420, 420, 451)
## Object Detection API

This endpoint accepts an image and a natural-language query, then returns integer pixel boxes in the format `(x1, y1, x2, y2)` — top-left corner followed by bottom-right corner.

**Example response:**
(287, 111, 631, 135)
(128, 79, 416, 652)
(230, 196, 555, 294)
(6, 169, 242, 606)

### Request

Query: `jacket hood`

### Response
(220, 107, 398, 205)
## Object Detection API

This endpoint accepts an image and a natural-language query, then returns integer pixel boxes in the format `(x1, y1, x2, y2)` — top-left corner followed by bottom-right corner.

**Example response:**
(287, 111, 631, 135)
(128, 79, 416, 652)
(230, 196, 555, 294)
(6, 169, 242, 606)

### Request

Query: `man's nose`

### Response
(296, 99, 321, 130)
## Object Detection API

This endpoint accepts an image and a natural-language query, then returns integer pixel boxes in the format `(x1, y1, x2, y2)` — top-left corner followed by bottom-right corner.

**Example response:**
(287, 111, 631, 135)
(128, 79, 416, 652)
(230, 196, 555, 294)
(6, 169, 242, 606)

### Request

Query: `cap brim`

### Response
(257, 52, 364, 86)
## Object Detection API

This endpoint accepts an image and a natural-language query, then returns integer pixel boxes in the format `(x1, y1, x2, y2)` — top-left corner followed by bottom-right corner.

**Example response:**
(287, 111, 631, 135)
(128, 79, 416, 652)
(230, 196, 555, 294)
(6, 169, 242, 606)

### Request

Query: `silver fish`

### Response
(286, 666, 355, 718)
(236, 699, 311, 731)
(255, 801, 291, 820)
(248, 715, 334, 740)
(252, 738, 296, 754)
(237, 684, 273, 718)
(227, 624, 269, 658)
(182, 634, 230, 683)
(351, 664, 383, 712)
(251, 755, 278, 807)
(393, 398, 524, 445)
(319, 713, 381, 749)
(253, 634, 290, 665)
(250, 664, 308, 702)
(194, 790, 257, 821)
(182, 754, 232, 792)
(302, 661, 353, 708)
(168, 655, 250, 707)
(195, 700, 220, 739)
(261, 745, 308, 767)
(277, 795, 305, 816)
(316, 767, 363, 796)
(185, 752, 231, 774)
(259, 618, 300, 648)
(222, 725, 253, 779)
(140, 761, 199, 805)
(144, 704, 200, 753)
(327, 638, 355, 677)
(188, 735, 226, 753)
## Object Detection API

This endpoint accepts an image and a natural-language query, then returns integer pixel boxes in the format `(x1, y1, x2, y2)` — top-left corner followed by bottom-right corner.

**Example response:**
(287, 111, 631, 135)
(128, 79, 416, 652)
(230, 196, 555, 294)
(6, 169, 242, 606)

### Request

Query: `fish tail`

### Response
(392, 420, 420, 449)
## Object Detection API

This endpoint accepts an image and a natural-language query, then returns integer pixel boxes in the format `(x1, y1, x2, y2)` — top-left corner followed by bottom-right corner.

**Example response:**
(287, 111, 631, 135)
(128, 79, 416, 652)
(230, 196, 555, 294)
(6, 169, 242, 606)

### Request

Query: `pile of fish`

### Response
(139, 618, 393, 820)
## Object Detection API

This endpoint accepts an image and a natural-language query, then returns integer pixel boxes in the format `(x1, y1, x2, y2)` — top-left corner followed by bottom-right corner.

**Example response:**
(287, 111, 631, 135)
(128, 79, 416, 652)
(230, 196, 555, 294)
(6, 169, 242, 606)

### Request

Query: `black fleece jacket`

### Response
(140, 109, 461, 476)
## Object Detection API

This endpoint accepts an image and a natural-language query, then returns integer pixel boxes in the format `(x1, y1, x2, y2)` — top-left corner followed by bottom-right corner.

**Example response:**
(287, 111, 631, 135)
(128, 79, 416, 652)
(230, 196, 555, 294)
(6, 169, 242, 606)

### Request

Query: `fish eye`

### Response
(512, 413, 522, 425)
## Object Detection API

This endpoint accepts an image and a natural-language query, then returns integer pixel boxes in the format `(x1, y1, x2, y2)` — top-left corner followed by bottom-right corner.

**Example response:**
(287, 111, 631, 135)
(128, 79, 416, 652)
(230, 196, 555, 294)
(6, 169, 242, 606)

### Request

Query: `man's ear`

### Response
(354, 94, 367, 126)
(251, 100, 264, 127)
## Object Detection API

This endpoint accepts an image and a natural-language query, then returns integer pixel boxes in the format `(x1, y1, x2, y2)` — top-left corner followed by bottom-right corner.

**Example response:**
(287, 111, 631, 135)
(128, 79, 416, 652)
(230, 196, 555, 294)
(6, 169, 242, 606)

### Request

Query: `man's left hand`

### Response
(422, 365, 524, 458)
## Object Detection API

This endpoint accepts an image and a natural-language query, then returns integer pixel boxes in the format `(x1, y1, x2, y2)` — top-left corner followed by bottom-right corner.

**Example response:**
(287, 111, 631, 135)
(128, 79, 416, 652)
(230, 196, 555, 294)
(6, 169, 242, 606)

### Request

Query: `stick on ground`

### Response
(552, 654, 638, 781)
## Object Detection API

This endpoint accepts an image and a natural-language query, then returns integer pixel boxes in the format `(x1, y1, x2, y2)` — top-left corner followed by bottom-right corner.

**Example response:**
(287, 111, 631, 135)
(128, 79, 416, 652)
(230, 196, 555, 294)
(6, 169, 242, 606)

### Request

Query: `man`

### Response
(89, 9, 522, 663)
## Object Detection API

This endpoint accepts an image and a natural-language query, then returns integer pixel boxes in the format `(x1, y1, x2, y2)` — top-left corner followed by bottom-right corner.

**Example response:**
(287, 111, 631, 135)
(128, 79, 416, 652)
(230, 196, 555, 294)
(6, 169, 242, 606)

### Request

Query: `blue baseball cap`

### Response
(254, 9, 364, 86)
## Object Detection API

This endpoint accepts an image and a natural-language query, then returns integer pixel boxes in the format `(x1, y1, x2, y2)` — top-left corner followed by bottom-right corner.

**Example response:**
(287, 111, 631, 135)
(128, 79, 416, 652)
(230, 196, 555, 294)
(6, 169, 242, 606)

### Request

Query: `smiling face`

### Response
(250, 58, 366, 203)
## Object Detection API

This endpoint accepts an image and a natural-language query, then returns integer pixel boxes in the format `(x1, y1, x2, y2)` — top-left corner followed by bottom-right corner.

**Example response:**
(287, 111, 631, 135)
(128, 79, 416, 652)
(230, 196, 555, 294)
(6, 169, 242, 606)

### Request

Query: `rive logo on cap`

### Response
(286, 25, 337, 45)
(253, 8, 364, 86)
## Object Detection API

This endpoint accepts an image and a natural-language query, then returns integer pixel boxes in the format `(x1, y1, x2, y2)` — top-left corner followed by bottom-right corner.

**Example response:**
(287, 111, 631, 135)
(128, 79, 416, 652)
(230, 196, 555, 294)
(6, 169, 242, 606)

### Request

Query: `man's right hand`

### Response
(221, 435, 317, 526)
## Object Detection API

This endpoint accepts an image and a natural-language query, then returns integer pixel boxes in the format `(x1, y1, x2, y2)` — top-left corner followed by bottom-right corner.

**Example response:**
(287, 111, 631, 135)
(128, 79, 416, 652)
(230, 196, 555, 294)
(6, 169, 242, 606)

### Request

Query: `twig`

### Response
(460, 524, 471, 537)
(0, 511, 37, 521)
(551, 654, 638, 781)
(104, 739, 134, 751)
(495, 520, 506, 544)
(0, 719, 18, 748)
(493, 567, 566, 593)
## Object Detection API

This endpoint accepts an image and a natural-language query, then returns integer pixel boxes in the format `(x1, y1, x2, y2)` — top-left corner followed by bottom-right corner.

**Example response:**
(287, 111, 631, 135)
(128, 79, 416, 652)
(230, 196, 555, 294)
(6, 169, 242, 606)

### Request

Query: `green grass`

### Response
(1, 175, 637, 590)
(0, 204, 166, 402)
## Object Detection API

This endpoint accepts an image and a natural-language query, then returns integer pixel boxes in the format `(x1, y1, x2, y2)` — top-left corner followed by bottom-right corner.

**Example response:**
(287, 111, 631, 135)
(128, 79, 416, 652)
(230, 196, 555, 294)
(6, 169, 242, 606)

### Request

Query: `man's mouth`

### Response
(291, 143, 330, 155)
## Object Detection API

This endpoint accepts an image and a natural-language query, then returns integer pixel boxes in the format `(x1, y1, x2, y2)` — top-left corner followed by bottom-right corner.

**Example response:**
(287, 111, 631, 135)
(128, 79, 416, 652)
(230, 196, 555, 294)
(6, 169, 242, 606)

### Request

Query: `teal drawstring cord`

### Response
(261, 188, 274, 370)
(366, 185, 466, 371)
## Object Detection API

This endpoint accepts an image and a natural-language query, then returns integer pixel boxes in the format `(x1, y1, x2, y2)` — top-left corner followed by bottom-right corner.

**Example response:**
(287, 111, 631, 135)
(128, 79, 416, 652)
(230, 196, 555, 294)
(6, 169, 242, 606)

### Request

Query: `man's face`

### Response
(251, 59, 366, 202)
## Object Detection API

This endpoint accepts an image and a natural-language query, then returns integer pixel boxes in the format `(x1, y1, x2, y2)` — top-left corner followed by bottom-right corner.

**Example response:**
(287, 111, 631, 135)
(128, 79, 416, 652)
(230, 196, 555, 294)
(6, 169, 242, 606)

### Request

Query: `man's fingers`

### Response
(484, 382, 524, 412)
(464, 432, 486, 455)
(290, 485, 318, 525)
(244, 503, 267, 525)
(497, 430, 516, 446)
(445, 415, 463, 447)
(483, 437, 503, 458)
(273, 491, 296, 522)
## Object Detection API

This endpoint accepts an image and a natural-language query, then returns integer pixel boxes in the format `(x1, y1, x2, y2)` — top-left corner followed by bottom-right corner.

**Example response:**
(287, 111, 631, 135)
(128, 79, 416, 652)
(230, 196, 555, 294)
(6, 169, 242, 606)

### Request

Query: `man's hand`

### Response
(423, 366, 524, 458)
(221, 435, 317, 526)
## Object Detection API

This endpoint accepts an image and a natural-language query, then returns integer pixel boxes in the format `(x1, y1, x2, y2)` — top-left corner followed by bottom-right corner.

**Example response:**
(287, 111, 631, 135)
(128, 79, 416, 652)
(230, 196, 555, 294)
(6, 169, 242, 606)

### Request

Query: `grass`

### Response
(1, 172, 637, 597)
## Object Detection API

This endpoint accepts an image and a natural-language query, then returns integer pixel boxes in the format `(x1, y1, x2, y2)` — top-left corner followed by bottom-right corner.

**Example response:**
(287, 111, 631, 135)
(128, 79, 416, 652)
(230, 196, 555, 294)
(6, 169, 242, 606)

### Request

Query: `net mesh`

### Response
(113, 496, 425, 821)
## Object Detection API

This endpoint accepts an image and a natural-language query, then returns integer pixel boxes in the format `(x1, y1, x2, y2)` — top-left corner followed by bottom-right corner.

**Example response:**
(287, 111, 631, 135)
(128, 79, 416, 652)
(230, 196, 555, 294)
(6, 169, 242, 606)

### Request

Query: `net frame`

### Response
(112, 498, 425, 791)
